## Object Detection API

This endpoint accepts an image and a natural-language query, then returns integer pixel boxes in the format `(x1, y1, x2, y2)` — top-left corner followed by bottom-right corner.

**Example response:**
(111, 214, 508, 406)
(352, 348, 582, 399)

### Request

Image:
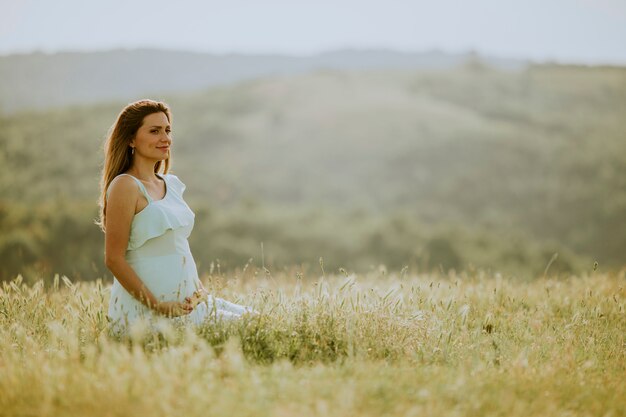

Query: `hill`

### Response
(1, 63, 624, 280)
(0, 48, 525, 114)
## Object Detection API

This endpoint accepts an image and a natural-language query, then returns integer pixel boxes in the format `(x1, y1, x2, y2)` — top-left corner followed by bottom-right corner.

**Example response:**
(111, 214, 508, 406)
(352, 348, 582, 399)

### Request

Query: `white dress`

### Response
(106, 172, 254, 336)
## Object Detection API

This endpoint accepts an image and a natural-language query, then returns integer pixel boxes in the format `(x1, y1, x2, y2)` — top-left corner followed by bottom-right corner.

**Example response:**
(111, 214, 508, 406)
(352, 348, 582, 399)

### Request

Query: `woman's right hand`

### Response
(155, 300, 194, 317)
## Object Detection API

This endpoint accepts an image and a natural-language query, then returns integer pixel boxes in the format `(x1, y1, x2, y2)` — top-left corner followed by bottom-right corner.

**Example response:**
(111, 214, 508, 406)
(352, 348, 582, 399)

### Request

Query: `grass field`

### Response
(1, 268, 624, 416)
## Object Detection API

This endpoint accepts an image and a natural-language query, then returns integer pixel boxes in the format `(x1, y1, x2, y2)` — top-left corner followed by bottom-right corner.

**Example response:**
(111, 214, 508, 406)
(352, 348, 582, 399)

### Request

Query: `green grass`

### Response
(1, 268, 624, 416)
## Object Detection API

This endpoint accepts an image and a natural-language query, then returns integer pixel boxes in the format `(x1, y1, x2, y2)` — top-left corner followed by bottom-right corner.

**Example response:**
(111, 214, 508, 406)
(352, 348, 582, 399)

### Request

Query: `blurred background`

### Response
(1, 0, 625, 282)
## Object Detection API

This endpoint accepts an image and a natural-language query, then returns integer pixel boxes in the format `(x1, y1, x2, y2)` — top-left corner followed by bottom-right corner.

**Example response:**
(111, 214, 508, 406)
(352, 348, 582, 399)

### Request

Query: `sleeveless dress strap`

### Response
(117, 173, 153, 203)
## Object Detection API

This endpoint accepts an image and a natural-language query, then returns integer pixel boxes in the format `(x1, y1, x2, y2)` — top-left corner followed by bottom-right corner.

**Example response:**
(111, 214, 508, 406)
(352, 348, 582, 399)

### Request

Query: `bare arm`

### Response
(104, 176, 192, 316)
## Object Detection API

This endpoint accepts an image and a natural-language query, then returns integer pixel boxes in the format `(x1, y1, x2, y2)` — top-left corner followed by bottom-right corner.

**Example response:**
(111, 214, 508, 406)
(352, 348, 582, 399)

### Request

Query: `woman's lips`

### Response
(157, 147, 169, 151)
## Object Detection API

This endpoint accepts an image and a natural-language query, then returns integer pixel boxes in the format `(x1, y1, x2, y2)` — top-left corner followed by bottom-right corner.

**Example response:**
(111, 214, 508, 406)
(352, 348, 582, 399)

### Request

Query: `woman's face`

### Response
(130, 112, 172, 161)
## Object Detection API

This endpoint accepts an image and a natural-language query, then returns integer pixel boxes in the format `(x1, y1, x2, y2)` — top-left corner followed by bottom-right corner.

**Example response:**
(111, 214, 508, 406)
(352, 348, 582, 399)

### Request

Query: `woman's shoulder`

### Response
(106, 174, 140, 200)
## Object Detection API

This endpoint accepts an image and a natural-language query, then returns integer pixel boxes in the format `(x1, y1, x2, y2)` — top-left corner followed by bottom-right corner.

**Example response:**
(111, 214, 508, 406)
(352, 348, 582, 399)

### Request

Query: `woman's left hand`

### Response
(185, 288, 208, 308)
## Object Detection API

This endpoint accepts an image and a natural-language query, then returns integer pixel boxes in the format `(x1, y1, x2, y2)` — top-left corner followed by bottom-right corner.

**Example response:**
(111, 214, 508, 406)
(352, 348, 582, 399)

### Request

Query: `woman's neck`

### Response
(127, 158, 159, 182)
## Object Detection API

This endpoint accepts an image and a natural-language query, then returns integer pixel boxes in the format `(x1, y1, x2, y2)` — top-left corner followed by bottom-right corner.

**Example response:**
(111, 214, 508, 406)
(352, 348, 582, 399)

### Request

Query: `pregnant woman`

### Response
(96, 99, 254, 336)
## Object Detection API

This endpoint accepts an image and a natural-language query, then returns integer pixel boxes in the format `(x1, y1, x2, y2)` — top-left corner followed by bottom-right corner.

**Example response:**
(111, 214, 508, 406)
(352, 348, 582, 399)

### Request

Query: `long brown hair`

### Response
(96, 99, 172, 232)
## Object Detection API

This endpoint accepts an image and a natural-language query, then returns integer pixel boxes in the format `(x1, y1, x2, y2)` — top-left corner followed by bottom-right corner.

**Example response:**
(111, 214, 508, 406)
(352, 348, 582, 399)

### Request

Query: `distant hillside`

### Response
(0, 48, 525, 114)
(1, 64, 625, 280)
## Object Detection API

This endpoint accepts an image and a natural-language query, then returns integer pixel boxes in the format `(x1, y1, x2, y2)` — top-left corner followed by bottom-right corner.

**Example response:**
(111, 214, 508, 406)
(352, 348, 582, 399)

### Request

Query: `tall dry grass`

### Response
(1, 268, 624, 416)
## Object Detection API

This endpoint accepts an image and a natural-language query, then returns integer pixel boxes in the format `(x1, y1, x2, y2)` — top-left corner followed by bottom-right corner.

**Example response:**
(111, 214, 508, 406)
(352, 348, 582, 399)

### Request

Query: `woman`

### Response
(97, 99, 254, 336)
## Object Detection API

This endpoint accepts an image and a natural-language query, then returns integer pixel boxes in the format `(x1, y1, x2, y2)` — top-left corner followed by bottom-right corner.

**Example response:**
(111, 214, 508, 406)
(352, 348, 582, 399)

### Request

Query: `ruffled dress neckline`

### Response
(123, 172, 168, 203)
(106, 172, 195, 251)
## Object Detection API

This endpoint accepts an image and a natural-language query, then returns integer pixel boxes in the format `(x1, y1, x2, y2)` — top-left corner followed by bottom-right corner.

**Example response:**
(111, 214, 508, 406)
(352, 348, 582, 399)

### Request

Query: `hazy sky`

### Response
(2, 0, 625, 64)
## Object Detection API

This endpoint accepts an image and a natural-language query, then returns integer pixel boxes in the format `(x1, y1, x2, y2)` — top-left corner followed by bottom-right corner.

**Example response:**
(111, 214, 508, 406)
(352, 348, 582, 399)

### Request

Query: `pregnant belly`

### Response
(128, 253, 199, 302)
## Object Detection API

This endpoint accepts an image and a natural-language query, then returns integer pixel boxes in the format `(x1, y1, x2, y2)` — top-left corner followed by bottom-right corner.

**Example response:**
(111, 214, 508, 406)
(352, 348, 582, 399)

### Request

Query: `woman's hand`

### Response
(155, 300, 194, 317)
(185, 288, 209, 309)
